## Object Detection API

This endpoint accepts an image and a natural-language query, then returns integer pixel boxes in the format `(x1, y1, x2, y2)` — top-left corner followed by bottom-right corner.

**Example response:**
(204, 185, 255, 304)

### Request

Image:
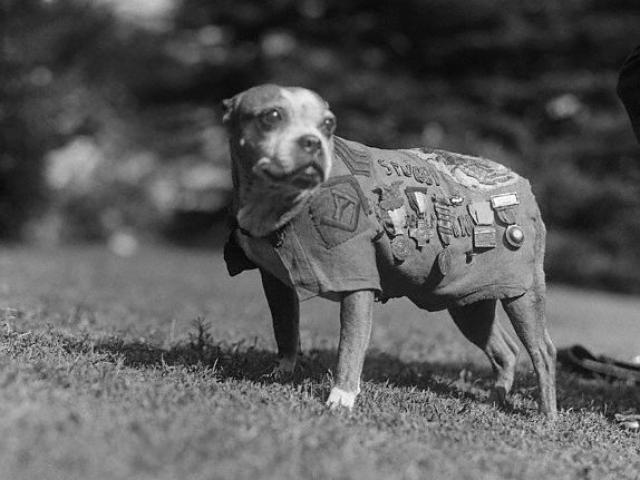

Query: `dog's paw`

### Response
(265, 357, 296, 380)
(326, 387, 357, 410)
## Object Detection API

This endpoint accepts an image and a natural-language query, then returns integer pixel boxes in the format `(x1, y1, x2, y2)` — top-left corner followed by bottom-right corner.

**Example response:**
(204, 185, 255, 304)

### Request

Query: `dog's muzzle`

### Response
(256, 157, 325, 189)
(256, 133, 329, 188)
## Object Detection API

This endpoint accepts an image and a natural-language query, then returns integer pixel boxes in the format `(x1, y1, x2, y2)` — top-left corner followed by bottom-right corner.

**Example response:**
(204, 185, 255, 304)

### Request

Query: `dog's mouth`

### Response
(257, 160, 324, 189)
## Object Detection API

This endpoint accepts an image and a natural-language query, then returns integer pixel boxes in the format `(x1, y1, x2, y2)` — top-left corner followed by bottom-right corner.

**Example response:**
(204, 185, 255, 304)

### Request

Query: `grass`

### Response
(1, 244, 640, 480)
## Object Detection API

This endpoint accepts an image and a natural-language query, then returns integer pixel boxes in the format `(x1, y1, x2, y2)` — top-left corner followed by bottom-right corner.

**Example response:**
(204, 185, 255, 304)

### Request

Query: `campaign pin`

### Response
(473, 225, 497, 249)
(505, 224, 525, 248)
(450, 195, 464, 206)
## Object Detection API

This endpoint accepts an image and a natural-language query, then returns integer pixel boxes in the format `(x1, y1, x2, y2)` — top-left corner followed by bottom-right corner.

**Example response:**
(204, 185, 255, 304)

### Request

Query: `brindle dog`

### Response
(223, 84, 557, 416)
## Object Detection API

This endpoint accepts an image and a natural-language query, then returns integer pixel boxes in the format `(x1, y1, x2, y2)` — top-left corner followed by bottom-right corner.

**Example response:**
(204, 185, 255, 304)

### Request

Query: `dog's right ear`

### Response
(222, 94, 240, 126)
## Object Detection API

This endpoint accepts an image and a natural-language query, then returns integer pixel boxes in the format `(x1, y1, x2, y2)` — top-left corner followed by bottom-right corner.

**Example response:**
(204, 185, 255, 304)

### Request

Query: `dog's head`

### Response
(222, 84, 336, 236)
(223, 84, 336, 190)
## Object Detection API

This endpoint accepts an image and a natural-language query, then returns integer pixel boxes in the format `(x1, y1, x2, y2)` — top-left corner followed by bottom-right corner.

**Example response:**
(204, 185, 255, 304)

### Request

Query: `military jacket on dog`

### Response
(226, 137, 543, 311)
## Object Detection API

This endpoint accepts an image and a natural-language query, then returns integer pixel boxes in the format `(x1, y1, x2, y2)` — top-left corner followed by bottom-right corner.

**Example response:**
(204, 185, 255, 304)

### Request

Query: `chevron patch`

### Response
(333, 137, 371, 177)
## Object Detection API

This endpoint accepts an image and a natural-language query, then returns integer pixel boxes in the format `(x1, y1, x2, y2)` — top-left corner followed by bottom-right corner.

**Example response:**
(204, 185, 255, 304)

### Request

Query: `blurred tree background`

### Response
(1, 0, 640, 292)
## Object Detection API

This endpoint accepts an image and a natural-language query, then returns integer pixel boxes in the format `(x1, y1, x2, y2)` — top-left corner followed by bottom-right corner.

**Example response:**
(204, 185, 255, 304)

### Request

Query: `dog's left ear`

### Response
(222, 94, 240, 126)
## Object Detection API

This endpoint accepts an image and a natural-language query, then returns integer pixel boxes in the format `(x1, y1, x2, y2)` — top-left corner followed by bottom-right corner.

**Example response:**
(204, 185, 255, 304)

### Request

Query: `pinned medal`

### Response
(490, 193, 519, 209)
(412, 191, 430, 213)
(452, 218, 462, 237)
(387, 206, 407, 236)
(406, 189, 432, 247)
(504, 224, 525, 249)
(437, 248, 452, 276)
(491, 193, 519, 225)
(409, 218, 430, 248)
(434, 198, 455, 246)
(473, 225, 497, 249)
(375, 181, 408, 236)
(391, 235, 411, 262)
(468, 201, 494, 226)
(449, 195, 464, 206)
(458, 215, 474, 237)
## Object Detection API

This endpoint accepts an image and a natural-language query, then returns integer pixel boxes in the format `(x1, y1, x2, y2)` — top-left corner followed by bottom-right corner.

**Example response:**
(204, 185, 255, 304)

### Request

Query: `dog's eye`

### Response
(320, 117, 336, 136)
(259, 108, 282, 128)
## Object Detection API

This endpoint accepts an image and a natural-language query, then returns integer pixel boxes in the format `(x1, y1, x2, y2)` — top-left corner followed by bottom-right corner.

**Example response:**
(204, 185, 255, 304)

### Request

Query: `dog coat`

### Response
(226, 137, 543, 311)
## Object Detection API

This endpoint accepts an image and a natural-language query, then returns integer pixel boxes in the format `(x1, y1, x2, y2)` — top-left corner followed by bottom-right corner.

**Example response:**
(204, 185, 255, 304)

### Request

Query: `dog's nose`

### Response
(298, 135, 322, 154)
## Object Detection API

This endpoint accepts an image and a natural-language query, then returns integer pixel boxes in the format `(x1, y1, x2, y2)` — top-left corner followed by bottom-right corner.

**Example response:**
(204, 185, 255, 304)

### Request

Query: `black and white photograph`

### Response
(1, 0, 640, 478)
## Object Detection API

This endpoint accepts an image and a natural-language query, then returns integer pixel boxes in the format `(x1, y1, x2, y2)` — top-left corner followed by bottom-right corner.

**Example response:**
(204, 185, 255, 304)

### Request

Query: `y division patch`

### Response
(309, 176, 371, 248)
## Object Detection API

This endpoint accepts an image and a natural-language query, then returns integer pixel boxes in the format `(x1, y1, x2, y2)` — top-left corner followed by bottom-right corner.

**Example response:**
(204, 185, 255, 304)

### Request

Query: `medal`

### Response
(409, 217, 430, 247)
(491, 193, 519, 225)
(468, 201, 494, 225)
(391, 235, 411, 262)
(490, 193, 519, 209)
(437, 248, 452, 276)
(413, 191, 429, 213)
(450, 195, 464, 206)
(473, 225, 497, 249)
(387, 206, 407, 236)
(505, 224, 525, 248)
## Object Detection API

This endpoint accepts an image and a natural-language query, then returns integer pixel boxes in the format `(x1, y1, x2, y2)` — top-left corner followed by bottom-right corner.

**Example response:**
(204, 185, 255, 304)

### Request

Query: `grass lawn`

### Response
(0, 244, 639, 479)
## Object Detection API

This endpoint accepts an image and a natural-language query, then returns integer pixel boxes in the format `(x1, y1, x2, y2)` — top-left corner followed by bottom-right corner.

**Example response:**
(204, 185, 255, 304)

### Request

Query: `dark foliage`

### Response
(2, 0, 640, 291)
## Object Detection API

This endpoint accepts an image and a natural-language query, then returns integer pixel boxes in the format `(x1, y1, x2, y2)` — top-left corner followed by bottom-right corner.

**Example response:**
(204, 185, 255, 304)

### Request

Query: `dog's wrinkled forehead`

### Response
(223, 84, 329, 126)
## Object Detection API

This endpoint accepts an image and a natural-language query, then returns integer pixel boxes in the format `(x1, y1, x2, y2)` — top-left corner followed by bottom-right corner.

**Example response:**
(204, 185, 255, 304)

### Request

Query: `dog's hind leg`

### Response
(260, 269, 300, 377)
(501, 288, 557, 417)
(448, 300, 519, 408)
(327, 289, 375, 410)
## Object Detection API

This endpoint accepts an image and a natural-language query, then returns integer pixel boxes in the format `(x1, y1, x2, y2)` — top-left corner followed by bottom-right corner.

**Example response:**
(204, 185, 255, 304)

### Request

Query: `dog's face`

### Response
(223, 84, 336, 190)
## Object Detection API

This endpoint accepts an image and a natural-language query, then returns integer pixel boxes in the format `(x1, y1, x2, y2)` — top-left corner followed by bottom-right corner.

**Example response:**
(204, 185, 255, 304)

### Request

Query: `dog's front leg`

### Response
(260, 269, 300, 377)
(327, 289, 374, 410)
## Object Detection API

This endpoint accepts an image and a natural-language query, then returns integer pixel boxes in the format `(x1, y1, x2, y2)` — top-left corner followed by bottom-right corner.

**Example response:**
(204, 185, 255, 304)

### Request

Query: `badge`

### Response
(434, 198, 454, 246)
(387, 206, 407, 236)
(458, 215, 473, 237)
(450, 195, 464, 206)
(375, 181, 405, 211)
(505, 224, 525, 248)
(409, 217, 430, 247)
(491, 193, 519, 225)
(375, 181, 408, 237)
(411, 191, 430, 213)
(437, 248, 452, 276)
(452, 218, 462, 237)
(334, 137, 371, 177)
(490, 193, 519, 209)
(468, 202, 494, 225)
(495, 207, 517, 225)
(405, 187, 433, 247)
(473, 225, 497, 249)
(391, 235, 411, 262)
(309, 176, 370, 248)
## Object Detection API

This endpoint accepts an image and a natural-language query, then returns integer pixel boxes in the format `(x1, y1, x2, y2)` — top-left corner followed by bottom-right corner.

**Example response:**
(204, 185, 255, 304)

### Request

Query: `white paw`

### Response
(326, 387, 357, 410)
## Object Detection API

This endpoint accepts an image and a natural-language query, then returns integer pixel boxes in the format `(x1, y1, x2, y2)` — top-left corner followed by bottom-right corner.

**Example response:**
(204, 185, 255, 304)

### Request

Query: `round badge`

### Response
(391, 235, 411, 262)
(449, 195, 464, 206)
(505, 224, 525, 248)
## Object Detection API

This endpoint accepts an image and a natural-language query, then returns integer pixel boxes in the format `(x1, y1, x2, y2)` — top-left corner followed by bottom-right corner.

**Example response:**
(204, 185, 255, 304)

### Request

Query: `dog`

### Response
(222, 84, 557, 416)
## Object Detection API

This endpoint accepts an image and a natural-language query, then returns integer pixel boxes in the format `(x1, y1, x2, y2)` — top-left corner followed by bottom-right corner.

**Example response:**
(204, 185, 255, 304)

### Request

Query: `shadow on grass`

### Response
(86, 334, 483, 401)
(63, 331, 640, 415)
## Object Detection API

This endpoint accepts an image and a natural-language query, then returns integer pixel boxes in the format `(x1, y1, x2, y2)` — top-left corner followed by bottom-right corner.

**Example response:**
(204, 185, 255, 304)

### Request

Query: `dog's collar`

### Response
(232, 219, 285, 248)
